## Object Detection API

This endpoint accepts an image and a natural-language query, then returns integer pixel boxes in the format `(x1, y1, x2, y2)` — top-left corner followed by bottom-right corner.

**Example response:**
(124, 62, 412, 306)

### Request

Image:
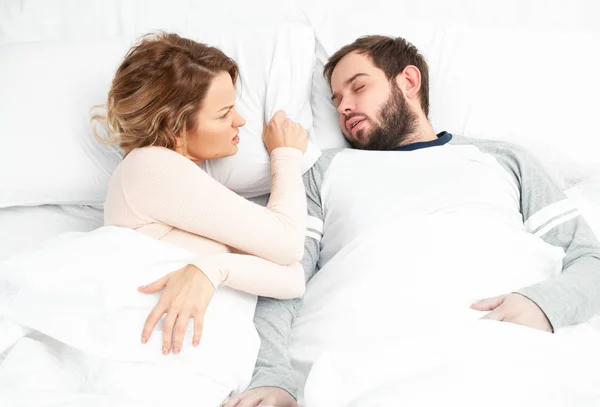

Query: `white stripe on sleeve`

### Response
(524, 199, 577, 233)
(307, 215, 324, 234)
(534, 210, 581, 238)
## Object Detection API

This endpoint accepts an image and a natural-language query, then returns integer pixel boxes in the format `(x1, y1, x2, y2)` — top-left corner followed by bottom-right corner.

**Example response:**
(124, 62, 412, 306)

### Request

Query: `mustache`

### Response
(343, 113, 370, 130)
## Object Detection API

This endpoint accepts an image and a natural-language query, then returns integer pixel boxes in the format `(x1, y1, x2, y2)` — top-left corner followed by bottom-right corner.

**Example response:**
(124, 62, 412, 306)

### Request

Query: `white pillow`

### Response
(302, 0, 600, 187)
(0, 0, 309, 45)
(0, 23, 320, 208)
(197, 24, 321, 197)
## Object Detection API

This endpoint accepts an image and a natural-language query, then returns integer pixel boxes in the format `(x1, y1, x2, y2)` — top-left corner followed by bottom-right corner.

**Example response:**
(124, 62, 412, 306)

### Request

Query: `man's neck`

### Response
(396, 118, 437, 148)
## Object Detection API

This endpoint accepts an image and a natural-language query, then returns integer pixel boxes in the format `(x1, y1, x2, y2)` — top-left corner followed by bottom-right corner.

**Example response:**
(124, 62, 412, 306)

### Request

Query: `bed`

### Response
(1, 1, 600, 406)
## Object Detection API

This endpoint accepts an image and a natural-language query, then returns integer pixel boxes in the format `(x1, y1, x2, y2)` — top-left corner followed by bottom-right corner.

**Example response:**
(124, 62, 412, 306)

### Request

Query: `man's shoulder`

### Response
(449, 134, 535, 163)
(309, 147, 347, 174)
(317, 147, 348, 162)
(303, 147, 348, 196)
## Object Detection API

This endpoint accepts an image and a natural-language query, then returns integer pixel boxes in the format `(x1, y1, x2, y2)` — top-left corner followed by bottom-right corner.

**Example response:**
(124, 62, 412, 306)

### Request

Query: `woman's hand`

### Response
(262, 110, 308, 154)
(138, 264, 215, 354)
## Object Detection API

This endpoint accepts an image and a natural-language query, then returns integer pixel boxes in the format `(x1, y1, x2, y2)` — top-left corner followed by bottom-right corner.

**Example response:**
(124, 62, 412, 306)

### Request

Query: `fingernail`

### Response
(173, 347, 180, 355)
(193, 340, 199, 347)
(162, 347, 169, 355)
(141, 336, 147, 344)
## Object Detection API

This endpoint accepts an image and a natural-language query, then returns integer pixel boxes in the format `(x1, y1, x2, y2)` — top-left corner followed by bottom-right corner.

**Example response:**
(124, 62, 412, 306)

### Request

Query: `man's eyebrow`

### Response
(330, 73, 370, 101)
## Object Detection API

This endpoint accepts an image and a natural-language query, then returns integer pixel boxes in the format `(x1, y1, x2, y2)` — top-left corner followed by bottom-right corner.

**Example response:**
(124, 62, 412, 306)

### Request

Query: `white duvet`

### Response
(289, 214, 600, 406)
(304, 321, 600, 407)
(0, 227, 260, 407)
(2, 216, 600, 407)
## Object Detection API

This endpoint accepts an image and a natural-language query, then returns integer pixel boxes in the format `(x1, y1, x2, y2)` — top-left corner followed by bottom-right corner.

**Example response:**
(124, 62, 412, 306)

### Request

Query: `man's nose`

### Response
(337, 97, 354, 115)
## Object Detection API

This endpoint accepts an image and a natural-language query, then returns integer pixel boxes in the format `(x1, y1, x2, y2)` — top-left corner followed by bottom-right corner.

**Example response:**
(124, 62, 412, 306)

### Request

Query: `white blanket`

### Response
(288, 214, 600, 406)
(304, 321, 600, 407)
(0, 226, 260, 407)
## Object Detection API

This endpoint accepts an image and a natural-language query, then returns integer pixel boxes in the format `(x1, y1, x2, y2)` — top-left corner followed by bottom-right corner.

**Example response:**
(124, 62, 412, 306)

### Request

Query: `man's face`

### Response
(330, 51, 418, 150)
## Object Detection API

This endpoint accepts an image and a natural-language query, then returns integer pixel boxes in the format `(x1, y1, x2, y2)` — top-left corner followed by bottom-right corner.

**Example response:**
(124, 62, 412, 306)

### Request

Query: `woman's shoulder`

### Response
(120, 146, 206, 183)
(125, 146, 181, 163)
(123, 146, 194, 172)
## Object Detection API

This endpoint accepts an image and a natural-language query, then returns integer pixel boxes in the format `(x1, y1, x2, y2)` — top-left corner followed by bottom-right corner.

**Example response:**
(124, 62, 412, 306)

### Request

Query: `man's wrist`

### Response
(247, 370, 298, 400)
(512, 291, 554, 332)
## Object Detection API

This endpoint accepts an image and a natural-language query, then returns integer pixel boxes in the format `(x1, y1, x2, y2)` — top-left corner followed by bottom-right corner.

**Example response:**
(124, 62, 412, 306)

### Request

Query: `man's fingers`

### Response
(259, 397, 284, 407)
(222, 394, 261, 407)
(221, 393, 262, 407)
(161, 310, 178, 355)
(481, 308, 504, 321)
(221, 395, 240, 407)
(471, 295, 507, 311)
(139, 274, 170, 294)
(141, 303, 166, 344)
(237, 396, 263, 407)
(258, 392, 297, 407)
(171, 311, 190, 354)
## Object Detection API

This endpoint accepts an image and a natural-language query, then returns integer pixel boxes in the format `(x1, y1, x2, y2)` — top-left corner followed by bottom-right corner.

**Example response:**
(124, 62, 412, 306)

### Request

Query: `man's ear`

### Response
(395, 65, 422, 100)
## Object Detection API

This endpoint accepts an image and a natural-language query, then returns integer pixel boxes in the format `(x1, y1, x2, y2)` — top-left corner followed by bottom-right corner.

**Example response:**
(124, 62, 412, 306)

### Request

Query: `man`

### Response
(224, 35, 600, 407)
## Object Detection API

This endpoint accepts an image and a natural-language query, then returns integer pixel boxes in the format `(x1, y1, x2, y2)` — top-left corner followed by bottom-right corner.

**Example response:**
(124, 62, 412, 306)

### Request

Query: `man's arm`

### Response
(460, 136, 600, 330)
(245, 150, 338, 398)
(245, 237, 320, 398)
(512, 152, 600, 330)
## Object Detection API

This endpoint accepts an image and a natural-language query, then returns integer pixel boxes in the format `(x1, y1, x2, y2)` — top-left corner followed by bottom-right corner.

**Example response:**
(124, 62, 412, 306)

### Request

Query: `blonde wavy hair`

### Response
(92, 32, 239, 156)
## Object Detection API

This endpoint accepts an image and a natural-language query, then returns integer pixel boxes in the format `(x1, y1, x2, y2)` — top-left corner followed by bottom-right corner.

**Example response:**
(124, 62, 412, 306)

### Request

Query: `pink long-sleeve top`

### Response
(103, 146, 307, 299)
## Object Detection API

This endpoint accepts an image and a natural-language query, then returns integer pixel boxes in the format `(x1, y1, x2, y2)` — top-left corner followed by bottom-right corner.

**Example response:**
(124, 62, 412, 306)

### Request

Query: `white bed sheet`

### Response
(0, 205, 103, 260)
(0, 205, 103, 365)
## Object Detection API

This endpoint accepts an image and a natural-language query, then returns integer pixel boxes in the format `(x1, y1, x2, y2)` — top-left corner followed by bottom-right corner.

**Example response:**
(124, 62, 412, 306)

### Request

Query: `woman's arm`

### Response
(120, 145, 306, 265)
(191, 254, 305, 299)
(137, 256, 304, 357)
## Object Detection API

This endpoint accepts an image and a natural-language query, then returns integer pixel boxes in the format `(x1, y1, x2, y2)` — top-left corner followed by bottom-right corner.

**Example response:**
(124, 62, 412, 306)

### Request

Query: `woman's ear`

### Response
(174, 128, 190, 158)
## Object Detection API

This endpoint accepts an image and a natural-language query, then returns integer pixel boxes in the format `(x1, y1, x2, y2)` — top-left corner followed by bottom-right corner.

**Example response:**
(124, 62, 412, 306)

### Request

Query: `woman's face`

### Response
(182, 71, 246, 162)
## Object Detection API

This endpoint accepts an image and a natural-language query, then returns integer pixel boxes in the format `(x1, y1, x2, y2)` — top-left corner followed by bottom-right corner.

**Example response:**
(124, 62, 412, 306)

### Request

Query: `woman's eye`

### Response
(220, 110, 231, 119)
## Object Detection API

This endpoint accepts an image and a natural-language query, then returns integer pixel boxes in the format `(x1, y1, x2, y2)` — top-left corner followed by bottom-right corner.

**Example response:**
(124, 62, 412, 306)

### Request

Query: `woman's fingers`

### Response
(161, 310, 179, 355)
(141, 302, 167, 344)
(140, 266, 214, 355)
(172, 311, 191, 354)
(138, 273, 170, 294)
(193, 311, 205, 347)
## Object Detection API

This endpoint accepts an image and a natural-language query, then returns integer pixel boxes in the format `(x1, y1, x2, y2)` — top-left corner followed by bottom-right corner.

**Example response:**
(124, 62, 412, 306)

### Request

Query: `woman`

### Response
(96, 32, 308, 356)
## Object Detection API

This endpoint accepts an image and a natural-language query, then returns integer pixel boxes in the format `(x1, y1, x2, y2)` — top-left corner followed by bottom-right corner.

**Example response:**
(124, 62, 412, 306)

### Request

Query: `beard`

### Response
(346, 84, 419, 151)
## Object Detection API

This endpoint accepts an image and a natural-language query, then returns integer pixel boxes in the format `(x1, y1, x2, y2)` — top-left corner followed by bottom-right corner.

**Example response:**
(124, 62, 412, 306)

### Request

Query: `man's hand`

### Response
(221, 387, 298, 407)
(471, 293, 553, 332)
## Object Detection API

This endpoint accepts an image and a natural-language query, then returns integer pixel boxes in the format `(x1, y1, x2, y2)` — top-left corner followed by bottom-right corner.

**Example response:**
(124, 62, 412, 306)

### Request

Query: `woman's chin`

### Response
(219, 145, 239, 158)
(203, 146, 238, 161)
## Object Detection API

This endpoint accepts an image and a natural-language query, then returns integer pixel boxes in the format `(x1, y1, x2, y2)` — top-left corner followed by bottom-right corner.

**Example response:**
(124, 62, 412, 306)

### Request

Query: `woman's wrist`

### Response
(186, 262, 220, 291)
(270, 146, 304, 157)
